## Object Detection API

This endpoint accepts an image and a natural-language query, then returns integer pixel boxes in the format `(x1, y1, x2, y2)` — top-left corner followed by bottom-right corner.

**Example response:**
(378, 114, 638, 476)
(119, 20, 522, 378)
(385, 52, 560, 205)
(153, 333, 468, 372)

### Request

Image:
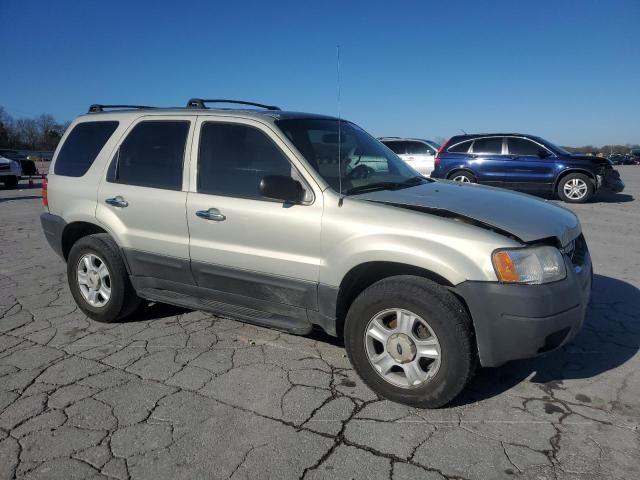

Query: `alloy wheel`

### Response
(563, 178, 588, 200)
(76, 253, 111, 307)
(364, 308, 441, 388)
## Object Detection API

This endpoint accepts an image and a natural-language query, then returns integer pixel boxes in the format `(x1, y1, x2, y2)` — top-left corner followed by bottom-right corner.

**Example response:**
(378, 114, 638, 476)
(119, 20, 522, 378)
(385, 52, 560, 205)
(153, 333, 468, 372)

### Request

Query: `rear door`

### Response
(505, 137, 556, 189)
(468, 137, 509, 184)
(96, 116, 195, 284)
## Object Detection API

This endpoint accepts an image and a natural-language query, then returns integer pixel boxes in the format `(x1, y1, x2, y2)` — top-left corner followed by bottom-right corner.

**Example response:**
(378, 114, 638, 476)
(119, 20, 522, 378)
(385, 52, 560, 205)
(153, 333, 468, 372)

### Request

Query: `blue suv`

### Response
(430, 133, 624, 203)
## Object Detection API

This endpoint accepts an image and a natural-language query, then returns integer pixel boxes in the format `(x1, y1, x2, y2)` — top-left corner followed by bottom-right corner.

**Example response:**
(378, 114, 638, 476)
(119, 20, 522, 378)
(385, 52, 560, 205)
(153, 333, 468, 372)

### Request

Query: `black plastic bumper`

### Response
(600, 169, 624, 193)
(40, 212, 66, 259)
(456, 253, 592, 367)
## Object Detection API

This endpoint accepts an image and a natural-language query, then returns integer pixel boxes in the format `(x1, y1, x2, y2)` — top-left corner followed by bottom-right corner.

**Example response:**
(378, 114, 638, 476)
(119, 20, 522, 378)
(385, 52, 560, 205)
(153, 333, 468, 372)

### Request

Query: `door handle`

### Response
(105, 196, 128, 208)
(196, 208, 226, 221)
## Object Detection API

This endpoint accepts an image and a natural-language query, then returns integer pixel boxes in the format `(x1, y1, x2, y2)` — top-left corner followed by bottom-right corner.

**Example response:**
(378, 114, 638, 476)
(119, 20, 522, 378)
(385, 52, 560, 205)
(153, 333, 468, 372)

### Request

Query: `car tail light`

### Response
(434, 139, 449, 169)
(42, 175, 48, 208)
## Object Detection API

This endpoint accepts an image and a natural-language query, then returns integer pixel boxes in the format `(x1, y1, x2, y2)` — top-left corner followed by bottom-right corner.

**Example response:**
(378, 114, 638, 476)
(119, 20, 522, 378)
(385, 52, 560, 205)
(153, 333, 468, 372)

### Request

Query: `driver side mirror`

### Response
(538, 149, 552, 158)
(259, 175, 305, 204)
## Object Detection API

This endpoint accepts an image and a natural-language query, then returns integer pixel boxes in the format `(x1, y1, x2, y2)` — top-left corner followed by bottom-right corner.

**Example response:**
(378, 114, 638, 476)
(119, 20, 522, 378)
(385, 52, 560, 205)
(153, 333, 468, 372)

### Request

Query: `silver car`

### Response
(41, 99, 591, 408)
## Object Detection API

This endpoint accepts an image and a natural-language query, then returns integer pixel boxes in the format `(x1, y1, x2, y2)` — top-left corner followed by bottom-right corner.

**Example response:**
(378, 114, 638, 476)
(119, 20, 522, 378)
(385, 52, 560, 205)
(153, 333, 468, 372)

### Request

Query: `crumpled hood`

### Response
(354, 181, 580, 246)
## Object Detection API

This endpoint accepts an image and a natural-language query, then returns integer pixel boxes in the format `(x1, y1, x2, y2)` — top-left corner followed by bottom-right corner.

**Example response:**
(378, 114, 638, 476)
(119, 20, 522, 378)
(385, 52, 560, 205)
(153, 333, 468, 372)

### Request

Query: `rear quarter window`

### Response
(54, 121, 119, 177)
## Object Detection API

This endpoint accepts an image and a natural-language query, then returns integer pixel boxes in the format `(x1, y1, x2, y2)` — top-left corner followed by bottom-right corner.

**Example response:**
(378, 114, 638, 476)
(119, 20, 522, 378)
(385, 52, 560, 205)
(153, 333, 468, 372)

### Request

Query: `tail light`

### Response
(434, 139, 449, 170)
(42, 175, 48, 208)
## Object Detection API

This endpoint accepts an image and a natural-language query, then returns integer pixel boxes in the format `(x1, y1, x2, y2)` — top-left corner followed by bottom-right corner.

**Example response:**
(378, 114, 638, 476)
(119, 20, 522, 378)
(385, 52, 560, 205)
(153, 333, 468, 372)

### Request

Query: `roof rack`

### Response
(88, 104, 157, 113)
(186, 98, 281, 111)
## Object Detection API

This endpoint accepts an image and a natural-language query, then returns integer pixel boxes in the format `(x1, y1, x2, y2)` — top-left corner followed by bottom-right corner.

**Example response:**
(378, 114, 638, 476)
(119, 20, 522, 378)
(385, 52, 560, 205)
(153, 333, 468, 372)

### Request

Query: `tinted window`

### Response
(448, 140, 472, 153)
(508, 137, 544, 156)
(406, 141, 434, 155)
(383, 141, 407, 155)
(55, 121, 118, 177)
(472, 137, 502, 154)
(198, 123, 293, 198)
(110, 121, 189, 190)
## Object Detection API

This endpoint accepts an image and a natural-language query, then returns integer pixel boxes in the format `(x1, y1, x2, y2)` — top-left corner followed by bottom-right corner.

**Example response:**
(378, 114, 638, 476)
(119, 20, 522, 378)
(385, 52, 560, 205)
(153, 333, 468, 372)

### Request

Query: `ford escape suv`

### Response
(430, 133, 624, 203)
(41, 100, 592, 408)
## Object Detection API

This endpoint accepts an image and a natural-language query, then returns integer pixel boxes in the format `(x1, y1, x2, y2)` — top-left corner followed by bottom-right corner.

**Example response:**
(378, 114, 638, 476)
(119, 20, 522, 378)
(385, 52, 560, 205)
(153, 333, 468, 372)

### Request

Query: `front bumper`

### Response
(598, 169, 624, 193)
(456, 251, 592, 367)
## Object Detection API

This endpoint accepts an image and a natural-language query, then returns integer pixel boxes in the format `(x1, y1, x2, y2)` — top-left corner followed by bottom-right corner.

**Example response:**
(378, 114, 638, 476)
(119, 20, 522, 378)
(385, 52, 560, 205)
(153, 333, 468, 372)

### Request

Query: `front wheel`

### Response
(557, 173, 594, 203)
(344, 276, 476, 408)
(448, 171, 476, 183)
(67, 234, 141, 323)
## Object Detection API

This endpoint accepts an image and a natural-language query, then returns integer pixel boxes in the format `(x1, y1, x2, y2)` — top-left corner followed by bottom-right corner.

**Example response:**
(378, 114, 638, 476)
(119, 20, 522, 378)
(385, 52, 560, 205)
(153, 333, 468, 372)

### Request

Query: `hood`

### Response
(354, 181, 580, 246)
(566, 154, 611, 165)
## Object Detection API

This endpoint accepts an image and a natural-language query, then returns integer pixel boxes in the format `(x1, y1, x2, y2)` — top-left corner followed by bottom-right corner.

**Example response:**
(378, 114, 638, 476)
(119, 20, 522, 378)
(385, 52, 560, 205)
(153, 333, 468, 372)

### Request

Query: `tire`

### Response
(2, 176, 19, 189)
(448, 170, 476, 183)
(67, 233, 141, 323)
(344, 275, 476, 408)
(557, 173, 594, 203)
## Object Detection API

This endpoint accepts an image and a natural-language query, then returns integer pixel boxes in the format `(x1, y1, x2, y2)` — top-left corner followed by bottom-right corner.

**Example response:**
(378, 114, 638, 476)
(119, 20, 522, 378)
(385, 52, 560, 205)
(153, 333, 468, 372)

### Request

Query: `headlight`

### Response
(492, 246, 566, 284)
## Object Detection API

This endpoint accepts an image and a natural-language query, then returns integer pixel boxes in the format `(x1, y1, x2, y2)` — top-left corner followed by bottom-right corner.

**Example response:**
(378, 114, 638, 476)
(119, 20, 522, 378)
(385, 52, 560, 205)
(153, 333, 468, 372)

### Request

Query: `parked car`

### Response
(608, 154, 624, 165)
(0, 149, 38, 176)
(431, 133, 624, 203)
(379, 137, 439, 175)
(41, 100, 591, 408)
(0, 150, 23, 189)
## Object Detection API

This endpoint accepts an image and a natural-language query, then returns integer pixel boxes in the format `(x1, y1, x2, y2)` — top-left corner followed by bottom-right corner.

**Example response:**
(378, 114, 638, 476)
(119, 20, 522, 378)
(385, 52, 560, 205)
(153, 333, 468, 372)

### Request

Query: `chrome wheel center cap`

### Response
(387, 333, 417, 363)
(88, 272, 100, 289)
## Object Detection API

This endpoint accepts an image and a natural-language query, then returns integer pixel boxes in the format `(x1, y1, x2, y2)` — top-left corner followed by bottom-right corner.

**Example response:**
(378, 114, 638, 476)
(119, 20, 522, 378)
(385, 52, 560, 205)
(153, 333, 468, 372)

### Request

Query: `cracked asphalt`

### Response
(1, 167, 639, 480)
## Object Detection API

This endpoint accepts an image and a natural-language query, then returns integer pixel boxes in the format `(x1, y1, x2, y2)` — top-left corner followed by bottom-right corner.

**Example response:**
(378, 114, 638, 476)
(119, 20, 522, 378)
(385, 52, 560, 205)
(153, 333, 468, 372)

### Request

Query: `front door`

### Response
(186, 117, 323, 310)
(96, 117, 195, 284)
(505, 137, 557, 189)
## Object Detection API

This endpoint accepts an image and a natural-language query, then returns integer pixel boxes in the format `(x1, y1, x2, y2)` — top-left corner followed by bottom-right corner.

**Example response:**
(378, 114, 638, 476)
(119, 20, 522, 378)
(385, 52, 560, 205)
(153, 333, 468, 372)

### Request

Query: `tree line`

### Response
(1, 106, 638, 156)
(0, 106, 69, 151)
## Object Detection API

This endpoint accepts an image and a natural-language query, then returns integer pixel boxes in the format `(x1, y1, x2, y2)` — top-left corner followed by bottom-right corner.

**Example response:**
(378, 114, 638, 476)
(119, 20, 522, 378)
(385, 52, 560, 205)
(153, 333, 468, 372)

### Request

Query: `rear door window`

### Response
(383, 141, 408, 155)
(471, 137, 503, 154)
(108, 121, 190, 190)
(447, 140, 472, 153)
(406, 141, 434, 155)
(54, 121, 119, 177)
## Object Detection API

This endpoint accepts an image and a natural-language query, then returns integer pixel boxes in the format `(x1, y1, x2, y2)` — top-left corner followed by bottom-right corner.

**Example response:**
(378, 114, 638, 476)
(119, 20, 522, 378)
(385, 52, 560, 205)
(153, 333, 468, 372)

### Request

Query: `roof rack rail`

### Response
(186, 98, 281, 111)
(88, 104, 157, 113)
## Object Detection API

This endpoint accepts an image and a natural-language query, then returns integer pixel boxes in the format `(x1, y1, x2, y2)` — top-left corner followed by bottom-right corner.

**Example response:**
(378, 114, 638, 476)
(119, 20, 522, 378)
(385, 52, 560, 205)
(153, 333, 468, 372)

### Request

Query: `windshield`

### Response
(276, 118, 426, 195)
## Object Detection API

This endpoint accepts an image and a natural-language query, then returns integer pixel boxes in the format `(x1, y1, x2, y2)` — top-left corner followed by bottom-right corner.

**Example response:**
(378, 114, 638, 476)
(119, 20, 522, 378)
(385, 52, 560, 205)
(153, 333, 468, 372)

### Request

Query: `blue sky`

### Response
(1, 0, 638, 146)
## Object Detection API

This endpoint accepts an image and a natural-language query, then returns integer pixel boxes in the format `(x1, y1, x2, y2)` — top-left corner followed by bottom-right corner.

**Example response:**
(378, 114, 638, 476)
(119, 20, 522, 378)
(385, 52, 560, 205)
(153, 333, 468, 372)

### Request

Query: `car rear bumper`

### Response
(40, 213, 66, 259)
(456, 252, 591, 367)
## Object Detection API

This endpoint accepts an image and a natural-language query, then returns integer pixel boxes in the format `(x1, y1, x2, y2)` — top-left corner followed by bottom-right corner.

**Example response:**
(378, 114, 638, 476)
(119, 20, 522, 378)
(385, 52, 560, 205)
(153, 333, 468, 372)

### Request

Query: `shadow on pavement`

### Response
(455, 274, 640, 406)
(0, 195, 43, 203)
(593, 192, 634, 203)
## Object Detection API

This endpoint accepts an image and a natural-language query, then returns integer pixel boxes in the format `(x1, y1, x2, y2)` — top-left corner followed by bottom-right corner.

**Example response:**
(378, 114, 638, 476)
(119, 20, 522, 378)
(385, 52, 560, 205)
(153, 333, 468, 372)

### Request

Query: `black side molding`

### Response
(40, 213, 66, 259)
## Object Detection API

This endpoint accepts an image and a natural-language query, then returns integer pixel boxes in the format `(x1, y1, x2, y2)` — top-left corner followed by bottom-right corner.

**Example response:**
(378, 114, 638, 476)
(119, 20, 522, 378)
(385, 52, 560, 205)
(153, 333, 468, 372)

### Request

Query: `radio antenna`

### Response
(337, 45, 344, 206)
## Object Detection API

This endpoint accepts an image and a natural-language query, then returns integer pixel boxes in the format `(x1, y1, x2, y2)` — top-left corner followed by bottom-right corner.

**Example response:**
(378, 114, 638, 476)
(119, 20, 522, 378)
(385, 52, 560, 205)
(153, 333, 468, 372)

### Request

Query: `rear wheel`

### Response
(344, 276, 476, 408)
(67, 234, 141, 323)
(557, 173, 594, 203)
(448, 171, 476, 183)
(2, 176, 19, 189)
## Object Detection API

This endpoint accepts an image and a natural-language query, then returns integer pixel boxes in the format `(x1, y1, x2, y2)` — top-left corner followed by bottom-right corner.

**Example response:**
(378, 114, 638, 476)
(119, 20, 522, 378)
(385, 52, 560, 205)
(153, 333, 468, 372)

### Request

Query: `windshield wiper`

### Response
(346, 176, 427, 195)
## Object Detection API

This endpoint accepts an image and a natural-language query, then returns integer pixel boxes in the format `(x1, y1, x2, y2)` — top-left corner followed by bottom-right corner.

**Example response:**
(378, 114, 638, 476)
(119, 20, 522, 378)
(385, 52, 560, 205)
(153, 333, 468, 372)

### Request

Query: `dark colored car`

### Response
(0, 149, 38, 176)
(430, 134, 624, 203)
